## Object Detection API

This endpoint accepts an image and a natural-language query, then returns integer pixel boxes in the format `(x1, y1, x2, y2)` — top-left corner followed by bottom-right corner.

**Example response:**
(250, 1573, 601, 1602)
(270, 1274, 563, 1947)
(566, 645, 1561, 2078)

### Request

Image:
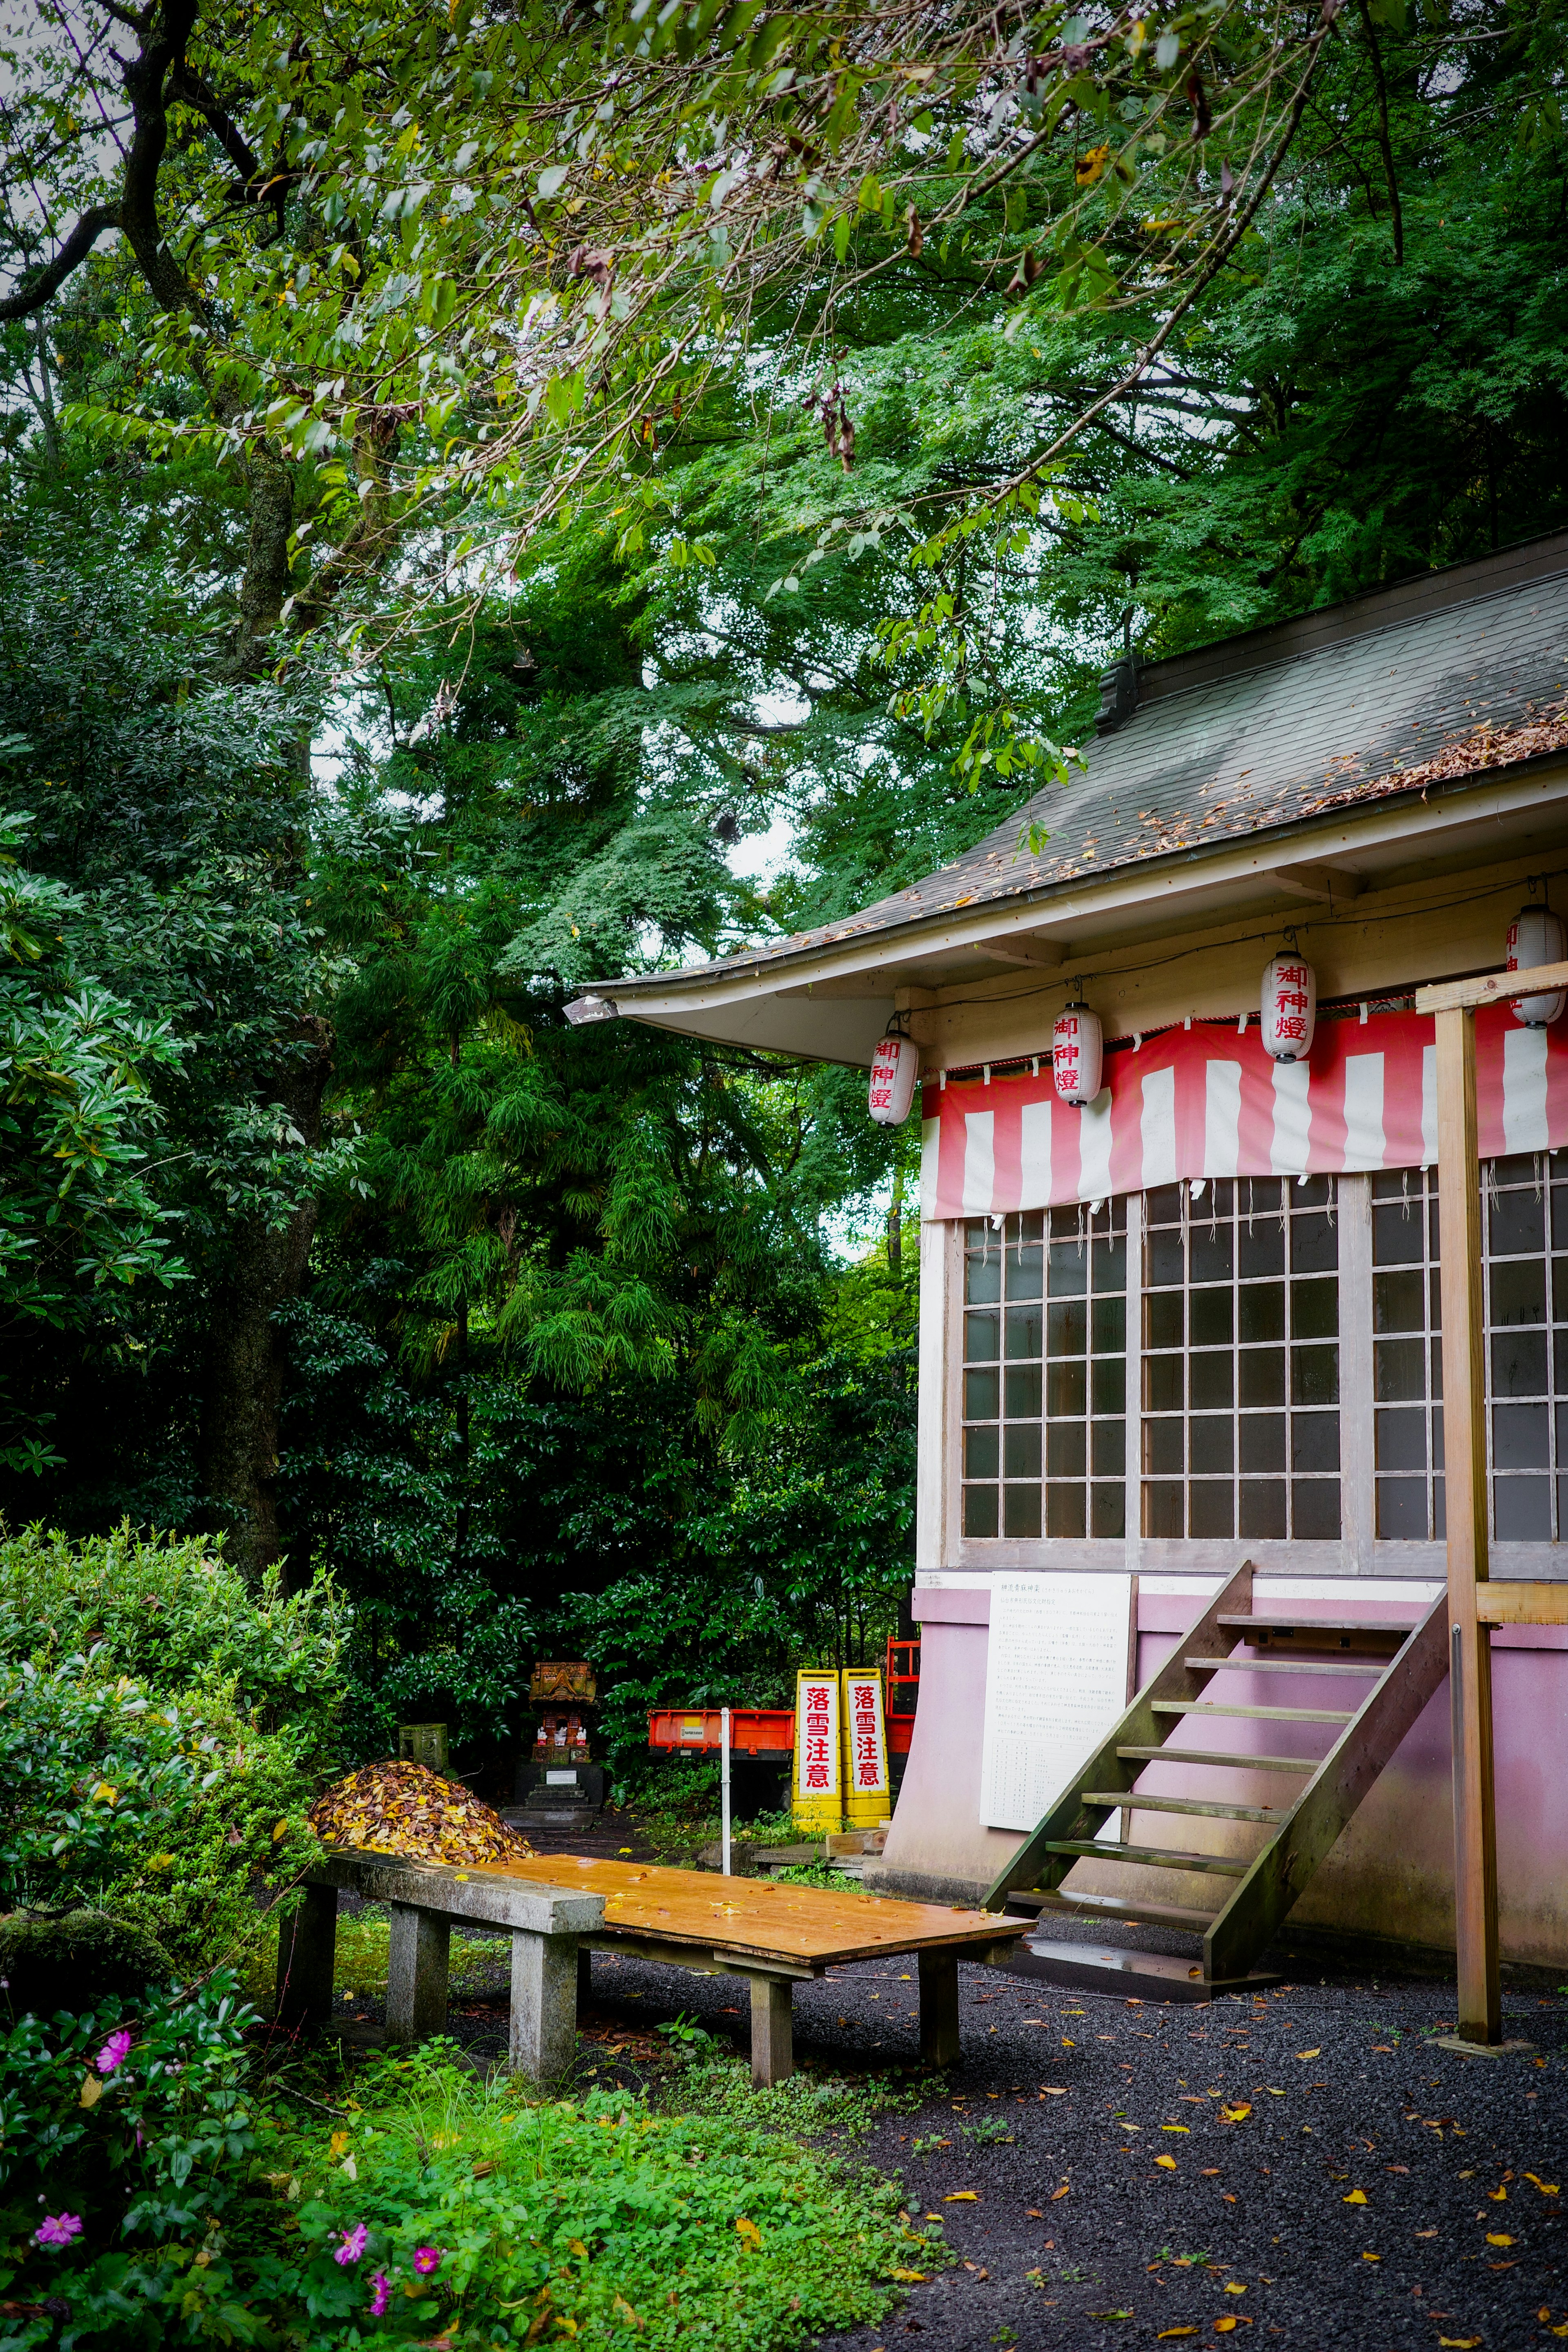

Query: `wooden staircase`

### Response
(981, 1562, 1450, 1996)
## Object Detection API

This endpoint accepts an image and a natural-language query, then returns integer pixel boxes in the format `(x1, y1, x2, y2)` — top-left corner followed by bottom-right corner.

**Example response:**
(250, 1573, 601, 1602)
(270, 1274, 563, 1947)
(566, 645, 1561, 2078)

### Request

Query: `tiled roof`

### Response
(684, 541, 1568, 976)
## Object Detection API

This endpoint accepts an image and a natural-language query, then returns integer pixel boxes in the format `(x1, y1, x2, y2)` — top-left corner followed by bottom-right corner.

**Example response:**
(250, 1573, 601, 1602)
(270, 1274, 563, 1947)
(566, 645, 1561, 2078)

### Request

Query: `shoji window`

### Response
(1373, 1153, 1568, 1541)
(1141, 1176, 1341, 1541)
(961, 1204, 1128, 1540)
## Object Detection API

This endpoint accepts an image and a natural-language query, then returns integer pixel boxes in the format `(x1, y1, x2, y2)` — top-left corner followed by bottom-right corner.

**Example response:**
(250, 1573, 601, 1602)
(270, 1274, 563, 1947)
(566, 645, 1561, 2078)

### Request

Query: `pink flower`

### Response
(96, 2028, 134, 2075)
(412, 2245, 442, 2276)
(34, 2214, 84, 2249)
(334, 2223, 369, 2266)
(369, 2271, 391, 2317)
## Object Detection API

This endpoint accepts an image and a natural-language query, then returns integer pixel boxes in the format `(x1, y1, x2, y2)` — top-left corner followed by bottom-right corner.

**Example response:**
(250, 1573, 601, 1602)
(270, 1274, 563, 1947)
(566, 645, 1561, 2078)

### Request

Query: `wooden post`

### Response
(918, 1947, 960, 2069)
(275, 1881, 338, 2029)
(386, 1904, 451, 2045)
(1433, 1004, 1501, 2046)
(748, 1974, 794, 2087)
(508, 1930, 580, 2082)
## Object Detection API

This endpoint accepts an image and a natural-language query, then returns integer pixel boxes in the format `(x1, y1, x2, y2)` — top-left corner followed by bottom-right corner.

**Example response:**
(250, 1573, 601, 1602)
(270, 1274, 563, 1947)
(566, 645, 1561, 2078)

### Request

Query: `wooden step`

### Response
(1185, 1653, 1384, 1677)
(1041, 1838, 1250, 1878)
(1082, 1789, 1285, 1825)
(1152, 1699, 1355, 1725)
(1000, 1934, 1283, 2000)
(1216, 1615, 1411, 1653)
(1117, 1743, 1316, 1773)
(1029, 1888, 1220, 1931)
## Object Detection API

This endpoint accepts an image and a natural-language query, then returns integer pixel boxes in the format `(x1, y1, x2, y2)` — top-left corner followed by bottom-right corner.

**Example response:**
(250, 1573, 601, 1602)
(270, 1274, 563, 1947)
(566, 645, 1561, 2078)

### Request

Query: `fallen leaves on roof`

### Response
(309, 1760, 535, 1868)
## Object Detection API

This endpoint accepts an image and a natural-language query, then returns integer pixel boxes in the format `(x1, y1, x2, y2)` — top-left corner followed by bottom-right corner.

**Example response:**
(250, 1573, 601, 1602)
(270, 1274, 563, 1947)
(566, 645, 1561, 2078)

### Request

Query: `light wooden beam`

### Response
(979, 937, 1067, 969)
(1474, 1582, 1568, 1626)
(1268, 861, 1365, 904)
(1416, 958, 1568, 1015)
(1433, 1002, 1501, 2047)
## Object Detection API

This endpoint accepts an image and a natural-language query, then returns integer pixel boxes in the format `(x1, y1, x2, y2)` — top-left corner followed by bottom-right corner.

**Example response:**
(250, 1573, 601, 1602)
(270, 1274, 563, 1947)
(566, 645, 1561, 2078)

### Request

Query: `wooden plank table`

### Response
(279, 1850, 1027, 2087)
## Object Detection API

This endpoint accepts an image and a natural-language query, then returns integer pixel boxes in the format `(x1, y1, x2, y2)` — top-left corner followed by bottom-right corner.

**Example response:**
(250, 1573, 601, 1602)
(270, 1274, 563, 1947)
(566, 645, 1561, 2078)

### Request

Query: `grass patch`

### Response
(771, 1859, 845, 1889)
(246, 1911, 510, 2009)
(254, 2041, 948, 2347)
(659, 2035, 937, 2143)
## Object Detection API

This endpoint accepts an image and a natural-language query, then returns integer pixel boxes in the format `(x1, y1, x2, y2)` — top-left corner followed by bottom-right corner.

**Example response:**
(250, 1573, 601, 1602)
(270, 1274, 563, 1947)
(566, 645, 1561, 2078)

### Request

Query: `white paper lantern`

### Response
(1507, 904, 1567, 1027)
(1261, 949, 1316, 1062)
(867, 1033, 919, 1125)
(1053, 1002, 1103, 1106)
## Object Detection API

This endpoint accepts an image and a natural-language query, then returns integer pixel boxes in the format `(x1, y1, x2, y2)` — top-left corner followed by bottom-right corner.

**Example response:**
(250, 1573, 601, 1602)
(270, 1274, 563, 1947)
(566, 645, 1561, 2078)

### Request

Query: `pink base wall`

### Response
(874, 1583, 1568, 1963)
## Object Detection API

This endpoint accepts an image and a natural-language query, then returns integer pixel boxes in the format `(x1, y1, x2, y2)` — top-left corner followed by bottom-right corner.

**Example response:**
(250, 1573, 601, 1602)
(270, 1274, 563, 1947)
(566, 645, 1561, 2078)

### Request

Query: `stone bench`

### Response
(275, 1854, 605, 2080)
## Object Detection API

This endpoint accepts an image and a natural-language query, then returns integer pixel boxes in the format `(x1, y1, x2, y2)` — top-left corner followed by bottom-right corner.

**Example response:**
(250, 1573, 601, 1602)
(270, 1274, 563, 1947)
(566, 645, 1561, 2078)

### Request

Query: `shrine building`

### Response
(572, 530, 1568, 1986)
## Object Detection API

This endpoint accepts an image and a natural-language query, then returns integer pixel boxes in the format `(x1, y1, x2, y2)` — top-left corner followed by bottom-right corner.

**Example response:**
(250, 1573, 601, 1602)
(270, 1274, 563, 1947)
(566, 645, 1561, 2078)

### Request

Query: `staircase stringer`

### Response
(1202, 1591, 1450, 1984)
(981, 1560, 1256, 1913)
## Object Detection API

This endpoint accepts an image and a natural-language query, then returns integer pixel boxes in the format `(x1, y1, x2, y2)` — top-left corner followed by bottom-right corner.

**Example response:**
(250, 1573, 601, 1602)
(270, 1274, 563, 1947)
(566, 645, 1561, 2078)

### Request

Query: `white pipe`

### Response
(720, 1706, 732, 1877)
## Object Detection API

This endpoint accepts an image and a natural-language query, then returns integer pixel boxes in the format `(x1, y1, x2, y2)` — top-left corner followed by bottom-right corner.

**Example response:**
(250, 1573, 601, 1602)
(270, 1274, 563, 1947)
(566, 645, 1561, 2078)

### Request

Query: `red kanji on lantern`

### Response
(867, 1034, 918, 1126)
(1260, 950, 1316, 1061)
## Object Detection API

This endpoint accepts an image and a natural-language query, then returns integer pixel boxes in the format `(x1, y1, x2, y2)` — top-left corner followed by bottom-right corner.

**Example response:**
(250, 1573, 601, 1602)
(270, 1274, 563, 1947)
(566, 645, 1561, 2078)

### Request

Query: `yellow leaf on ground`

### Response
(1527, 2174, 1561, 2194)
(890, 2269, 926, 2283)
(1156, 2330, 1198, 2340)
(944, 2191, 977, 2202)
(734, 2218, 760, 2249)
(1156, 2155, 1178, 2171)
(1214, 2321, 1238, 2336)
(1488, 2186, 1506, 2201)
(1295, 2048, 1321, 2060)
(1343, 2190, 1367, 2205)
(569, 2239, 590, 2259)
(1487, 2232, 1515, 2246)
(330, 2131, 350, 2157)
(1361, 2252, 1380, 2262)
(1163, 2125, 1191, 2133)
(78, 2074, 102, 2109)
(612, 2293, 641, 2328)
(91, 1783, 117, 1806)
(1438, 2339, 1482, 2348)
(1222, 2105, 1252, 2123)
(1051, 2182, 1071, 2199)
(1223, 2281, 1246, 2294)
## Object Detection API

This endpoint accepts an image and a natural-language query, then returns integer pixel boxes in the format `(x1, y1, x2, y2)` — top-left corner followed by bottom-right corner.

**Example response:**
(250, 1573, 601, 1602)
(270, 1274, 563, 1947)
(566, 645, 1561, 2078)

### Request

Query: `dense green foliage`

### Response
(0, 1970, 262, 2349)
(1, 0, 1566, 1782)
(2, 2034, 946, 2351)
(0, 1528, 339, 1974)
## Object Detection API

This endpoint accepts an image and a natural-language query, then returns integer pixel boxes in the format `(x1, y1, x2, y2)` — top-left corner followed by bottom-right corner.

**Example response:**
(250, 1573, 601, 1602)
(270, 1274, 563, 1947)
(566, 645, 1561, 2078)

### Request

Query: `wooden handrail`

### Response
(1414, 960, 1568, 1014)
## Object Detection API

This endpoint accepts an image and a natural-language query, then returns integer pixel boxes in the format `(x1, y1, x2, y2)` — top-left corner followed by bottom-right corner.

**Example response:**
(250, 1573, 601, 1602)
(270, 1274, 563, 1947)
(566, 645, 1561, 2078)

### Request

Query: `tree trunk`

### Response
(198, 1018, 332, 1584)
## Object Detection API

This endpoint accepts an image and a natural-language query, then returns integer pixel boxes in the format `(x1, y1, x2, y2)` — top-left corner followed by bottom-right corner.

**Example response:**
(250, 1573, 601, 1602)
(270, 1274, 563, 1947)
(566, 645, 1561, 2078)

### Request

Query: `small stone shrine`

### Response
(508, 1660, 605, 1831)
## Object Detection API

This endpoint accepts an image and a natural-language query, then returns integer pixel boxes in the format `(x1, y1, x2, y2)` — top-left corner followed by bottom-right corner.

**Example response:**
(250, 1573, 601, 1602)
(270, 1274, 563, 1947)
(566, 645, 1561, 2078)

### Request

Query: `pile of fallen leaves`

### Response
(309, 1760, 535, 1869)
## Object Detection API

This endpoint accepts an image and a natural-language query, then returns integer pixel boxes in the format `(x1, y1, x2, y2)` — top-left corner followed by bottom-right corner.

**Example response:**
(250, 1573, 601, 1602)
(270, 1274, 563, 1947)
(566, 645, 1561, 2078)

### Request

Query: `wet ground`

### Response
(333, 1812, 1568, 2349)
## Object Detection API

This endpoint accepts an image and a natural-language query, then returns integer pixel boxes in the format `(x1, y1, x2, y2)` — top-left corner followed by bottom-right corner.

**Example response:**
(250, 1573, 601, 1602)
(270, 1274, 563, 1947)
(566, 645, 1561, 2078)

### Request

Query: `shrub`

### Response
(0, 1522, 347, 1765)
(0, 1652, 323, 1982)
(0, 1971, 260, 2348)
(0, 1526, 345, 1979)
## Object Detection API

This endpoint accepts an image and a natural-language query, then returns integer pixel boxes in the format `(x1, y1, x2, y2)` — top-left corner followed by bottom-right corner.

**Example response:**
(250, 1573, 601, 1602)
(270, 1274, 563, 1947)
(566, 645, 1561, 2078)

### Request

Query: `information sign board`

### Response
(978, 1572, 1136, 1832)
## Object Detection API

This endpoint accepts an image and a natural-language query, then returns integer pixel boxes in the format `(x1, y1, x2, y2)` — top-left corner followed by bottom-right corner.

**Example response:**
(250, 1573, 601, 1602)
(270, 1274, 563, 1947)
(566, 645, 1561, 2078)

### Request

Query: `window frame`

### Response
(942, 1165, 1568, 1576)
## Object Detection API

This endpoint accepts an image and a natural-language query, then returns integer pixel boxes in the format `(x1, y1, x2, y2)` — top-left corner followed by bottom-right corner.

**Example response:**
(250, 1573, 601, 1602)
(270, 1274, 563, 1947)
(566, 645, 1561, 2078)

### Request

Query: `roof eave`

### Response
(586, 748, 1568, 1029)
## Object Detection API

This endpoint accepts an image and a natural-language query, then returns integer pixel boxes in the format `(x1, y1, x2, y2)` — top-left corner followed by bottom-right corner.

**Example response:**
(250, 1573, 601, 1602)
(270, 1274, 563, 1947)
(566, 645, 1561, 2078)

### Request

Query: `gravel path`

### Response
(572, 1943, 1566, 2352)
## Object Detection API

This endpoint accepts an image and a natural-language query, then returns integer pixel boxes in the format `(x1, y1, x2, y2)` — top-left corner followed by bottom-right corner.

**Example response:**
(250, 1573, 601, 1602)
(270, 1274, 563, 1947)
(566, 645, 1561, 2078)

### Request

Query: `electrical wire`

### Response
(928, 864, 1568, 1080)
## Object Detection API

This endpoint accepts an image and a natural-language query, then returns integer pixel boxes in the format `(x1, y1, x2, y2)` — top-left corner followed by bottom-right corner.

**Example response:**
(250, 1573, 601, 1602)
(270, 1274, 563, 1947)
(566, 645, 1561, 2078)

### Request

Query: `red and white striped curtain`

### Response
(920, 1003, 1568, 1221)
